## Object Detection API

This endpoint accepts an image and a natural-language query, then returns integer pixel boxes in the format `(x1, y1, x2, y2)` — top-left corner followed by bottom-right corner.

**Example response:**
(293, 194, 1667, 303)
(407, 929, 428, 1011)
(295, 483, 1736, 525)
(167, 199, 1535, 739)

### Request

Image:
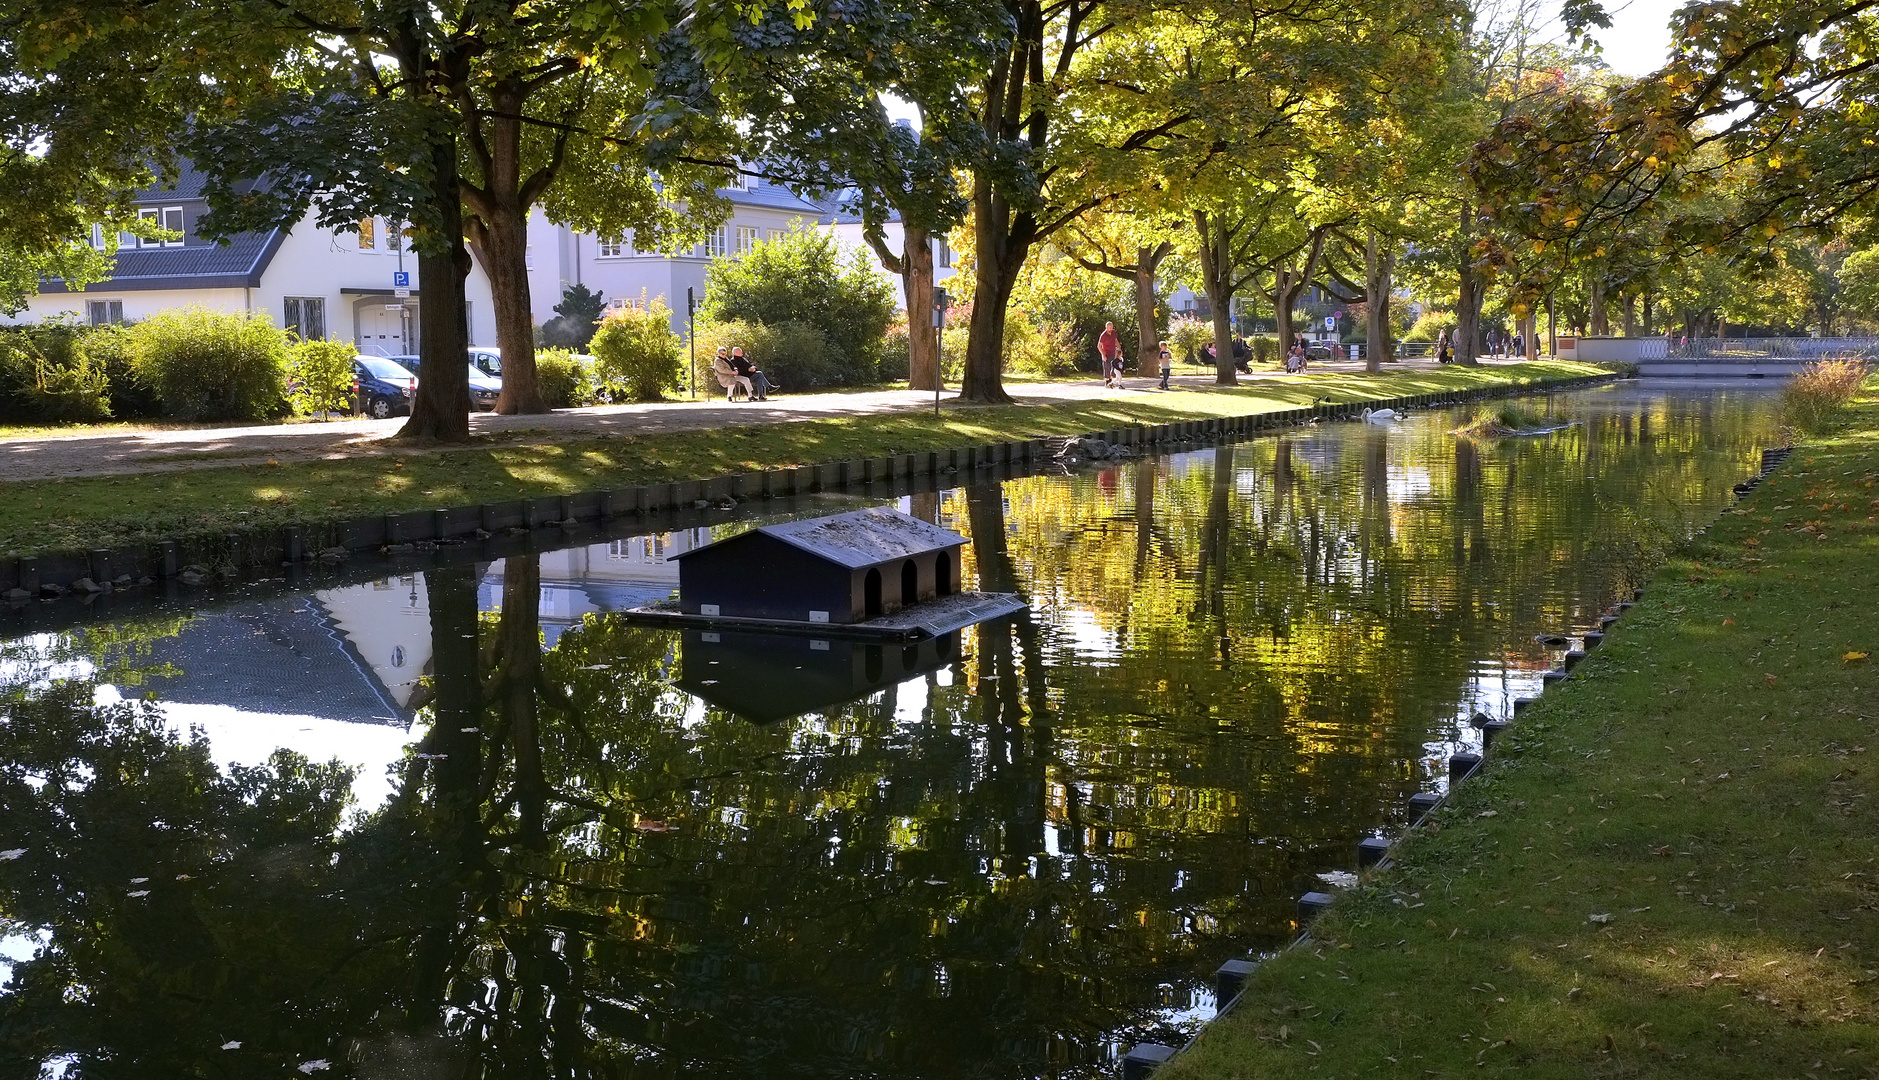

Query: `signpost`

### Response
(687, 287, 697, 400)
(393, 270, 410, 299)
(932, 287, 949, 418)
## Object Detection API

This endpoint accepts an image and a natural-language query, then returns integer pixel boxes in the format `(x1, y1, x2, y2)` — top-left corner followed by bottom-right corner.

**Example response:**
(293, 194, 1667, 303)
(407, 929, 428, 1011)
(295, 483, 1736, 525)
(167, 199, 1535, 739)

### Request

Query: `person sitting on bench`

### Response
(712, 347, 754, 401)
(730, 346, 775, 400)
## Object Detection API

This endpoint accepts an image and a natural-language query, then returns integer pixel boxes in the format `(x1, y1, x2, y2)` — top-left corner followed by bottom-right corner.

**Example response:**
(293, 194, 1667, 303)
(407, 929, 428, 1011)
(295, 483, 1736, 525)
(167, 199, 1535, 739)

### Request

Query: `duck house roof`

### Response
(670, 506, 967, 570)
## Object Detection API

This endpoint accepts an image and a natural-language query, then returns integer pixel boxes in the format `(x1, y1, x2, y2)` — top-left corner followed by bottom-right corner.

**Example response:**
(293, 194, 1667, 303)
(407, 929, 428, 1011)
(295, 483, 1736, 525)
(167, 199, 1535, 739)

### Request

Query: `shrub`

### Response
(701, 224, 896, 386)
(1250, 335, 1281, 367)
(1780, 357, 1873, 434)
(128, 307, 289, 421)
(590, 301, 683, 402)
(879, 322, 911, 384)
(689, 317, 834, 394)
(1404, 310, 1457, 343)
(83, 326, 162, 419)
(0, 324, 113, 423)
(1004, 311, 1079, 376)
(286, 339, 358, 417)
(534, 348, 597, 408)
(1168, 316, 1211, 364)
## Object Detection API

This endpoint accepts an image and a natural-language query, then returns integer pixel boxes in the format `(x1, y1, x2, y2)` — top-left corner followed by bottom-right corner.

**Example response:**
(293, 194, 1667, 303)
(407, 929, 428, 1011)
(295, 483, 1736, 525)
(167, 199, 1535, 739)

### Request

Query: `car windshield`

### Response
(358, 359, 412, 380)
(468, 364, 496, 382)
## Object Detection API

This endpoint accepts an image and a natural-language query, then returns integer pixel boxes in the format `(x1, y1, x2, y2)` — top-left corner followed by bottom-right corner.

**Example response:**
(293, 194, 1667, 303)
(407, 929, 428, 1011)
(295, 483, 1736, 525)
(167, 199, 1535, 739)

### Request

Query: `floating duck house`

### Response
(669, 506, 967, 625)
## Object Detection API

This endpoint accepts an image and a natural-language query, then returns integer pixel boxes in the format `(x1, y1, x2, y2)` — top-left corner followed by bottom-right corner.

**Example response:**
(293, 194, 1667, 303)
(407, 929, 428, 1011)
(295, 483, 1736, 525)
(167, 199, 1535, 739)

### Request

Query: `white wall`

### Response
(4, 208, 497, 353)
(821, 220, 957, 310)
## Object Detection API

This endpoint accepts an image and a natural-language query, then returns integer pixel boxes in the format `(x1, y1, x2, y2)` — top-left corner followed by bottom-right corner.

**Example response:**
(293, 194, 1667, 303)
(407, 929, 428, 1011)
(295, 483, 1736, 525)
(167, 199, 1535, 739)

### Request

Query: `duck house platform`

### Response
(621, 590, 1029, 642)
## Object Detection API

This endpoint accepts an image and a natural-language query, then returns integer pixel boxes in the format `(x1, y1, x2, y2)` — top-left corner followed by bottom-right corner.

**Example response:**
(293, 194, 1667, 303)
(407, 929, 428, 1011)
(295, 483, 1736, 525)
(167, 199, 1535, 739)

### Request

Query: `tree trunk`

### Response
(1134, 246, 1160, 370)
(962, 166, 1023, 404)
(868, 224, 942, 391)
(1620, 293, 1638, 337)
(1523, 312, 1538, 361)
(1546, 292, 1556, 357)
(470, 89, 548, 415)
(904, 226, 940, 392)
(1589, 274, 1608, 335)
(1362, 230, 1394, 373)
(397, 113, 472, 441)
(1454, 203, 1481, 367)
(1192, 211, 1238, 386)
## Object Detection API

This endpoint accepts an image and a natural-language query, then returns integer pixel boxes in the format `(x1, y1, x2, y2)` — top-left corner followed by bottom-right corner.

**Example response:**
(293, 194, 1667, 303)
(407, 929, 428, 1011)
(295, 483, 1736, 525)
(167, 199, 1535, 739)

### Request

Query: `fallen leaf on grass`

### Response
(1588, 913, 1614, 924)
(1764, 674, 1779, 688)
(0, 849, 24, 861)
(1844, 651, 1871, 665)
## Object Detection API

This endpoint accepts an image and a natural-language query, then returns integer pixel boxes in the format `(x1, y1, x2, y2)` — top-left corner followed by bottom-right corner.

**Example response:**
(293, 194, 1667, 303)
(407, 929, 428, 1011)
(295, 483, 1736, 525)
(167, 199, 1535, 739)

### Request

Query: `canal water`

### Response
(0, 381, 1782, 1078)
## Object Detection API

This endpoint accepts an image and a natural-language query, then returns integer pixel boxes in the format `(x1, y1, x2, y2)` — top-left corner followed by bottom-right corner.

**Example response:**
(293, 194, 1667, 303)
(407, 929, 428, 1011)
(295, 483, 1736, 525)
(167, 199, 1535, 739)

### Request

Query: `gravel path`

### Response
(0, 361, 1450, 482)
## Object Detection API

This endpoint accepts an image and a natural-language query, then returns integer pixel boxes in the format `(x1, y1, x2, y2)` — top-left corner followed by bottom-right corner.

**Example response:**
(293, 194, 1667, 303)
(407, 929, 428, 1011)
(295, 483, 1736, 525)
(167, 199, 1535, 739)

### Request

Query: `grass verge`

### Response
(1163, 383, 1879, 1079)
(0, 361, 1599, 559)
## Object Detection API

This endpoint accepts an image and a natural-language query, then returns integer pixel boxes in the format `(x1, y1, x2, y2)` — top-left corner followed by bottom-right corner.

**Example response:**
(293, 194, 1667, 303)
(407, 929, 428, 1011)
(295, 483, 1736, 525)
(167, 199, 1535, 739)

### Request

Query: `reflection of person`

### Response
(713, 346, 753, 400)
(1158, 341, 1173, 390)
(1097, 321, 1123, 388)
(730, 346, 773, 401)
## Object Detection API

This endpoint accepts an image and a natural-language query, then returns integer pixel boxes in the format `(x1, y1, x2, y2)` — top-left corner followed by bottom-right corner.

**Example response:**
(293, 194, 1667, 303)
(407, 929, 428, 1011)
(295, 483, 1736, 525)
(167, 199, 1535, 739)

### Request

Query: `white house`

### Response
(525, 175, 833, 331)
(6, 163, 497, 353)
(812, 198, 958, 311)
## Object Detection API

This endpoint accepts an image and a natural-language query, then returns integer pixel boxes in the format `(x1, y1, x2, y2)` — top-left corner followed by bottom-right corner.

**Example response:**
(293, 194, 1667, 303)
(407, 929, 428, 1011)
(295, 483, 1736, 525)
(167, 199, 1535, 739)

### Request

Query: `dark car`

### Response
(353, 357, 418, 418)
(386, 354, 502, 410)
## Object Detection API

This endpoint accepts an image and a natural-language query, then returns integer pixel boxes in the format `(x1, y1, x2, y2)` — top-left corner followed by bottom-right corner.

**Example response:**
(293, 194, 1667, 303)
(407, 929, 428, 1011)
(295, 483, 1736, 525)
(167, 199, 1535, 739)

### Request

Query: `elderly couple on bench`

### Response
(712, 346, 777, 402)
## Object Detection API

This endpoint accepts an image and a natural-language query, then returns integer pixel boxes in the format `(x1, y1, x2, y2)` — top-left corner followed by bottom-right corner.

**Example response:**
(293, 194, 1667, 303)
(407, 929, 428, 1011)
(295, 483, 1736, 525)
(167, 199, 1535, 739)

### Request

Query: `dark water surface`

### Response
(0, 382, 1782, 1078)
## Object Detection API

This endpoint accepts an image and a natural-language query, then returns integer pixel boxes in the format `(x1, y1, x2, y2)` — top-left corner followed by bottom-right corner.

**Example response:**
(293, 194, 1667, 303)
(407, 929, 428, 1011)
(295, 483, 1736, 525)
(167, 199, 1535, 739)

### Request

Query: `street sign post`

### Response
(687, 287, 697, 400)
(932, 288, 949, 418)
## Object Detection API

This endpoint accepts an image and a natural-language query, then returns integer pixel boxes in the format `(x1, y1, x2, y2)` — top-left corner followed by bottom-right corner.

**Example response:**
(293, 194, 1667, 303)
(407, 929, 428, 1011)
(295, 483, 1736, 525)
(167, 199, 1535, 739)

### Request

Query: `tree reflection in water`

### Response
(0, 386, 1783, 1077)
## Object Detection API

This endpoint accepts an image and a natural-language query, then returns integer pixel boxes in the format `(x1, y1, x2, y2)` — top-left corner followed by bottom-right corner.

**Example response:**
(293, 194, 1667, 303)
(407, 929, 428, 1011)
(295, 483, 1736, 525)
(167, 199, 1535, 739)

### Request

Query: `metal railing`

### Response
(1663, 337, 1879, 360)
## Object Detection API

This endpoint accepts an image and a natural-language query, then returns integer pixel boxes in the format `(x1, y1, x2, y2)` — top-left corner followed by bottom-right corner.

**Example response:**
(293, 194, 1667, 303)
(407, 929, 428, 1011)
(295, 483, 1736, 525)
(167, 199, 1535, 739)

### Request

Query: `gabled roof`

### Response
(42, 229, 285, 293)
(672, 506, 967, 570)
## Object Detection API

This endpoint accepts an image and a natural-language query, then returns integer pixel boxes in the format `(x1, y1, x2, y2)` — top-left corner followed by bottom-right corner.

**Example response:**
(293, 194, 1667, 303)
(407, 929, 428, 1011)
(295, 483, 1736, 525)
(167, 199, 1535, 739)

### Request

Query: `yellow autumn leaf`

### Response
(1844, 651, 1871, 665)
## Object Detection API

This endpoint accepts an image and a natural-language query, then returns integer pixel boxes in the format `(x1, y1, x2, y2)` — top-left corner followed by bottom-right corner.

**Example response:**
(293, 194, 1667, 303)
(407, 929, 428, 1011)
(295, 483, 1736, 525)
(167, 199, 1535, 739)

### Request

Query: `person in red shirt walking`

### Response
(1097, 322, 1123, 388)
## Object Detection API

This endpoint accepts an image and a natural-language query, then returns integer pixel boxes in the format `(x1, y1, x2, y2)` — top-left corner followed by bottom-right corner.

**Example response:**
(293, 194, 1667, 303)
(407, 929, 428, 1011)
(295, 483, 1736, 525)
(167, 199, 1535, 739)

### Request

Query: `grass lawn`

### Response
(0, 361, 1600, 558)
(1162, 383, 1879, 1079)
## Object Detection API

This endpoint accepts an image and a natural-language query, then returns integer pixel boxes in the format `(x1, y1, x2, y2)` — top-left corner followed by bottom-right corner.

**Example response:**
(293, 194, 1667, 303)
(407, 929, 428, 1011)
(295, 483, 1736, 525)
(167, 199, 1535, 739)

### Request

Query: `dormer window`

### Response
(136, 207, 186, 248)
(726, 167, 751, 191)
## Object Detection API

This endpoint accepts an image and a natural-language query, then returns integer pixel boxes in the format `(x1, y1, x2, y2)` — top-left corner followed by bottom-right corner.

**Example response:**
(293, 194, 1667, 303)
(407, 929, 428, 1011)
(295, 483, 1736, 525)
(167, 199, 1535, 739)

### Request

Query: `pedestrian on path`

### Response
(1437, 330, 1451, 365)
(1098, 322, 1123, 388)
(1158, 341, 1173, 390)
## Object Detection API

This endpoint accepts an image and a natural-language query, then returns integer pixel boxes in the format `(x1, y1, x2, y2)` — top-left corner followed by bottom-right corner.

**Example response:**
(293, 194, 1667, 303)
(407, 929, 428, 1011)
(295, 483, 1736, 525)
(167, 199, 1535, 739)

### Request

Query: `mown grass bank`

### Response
(0, 362, 1598, 559)
(1163, 386, 1879, 1079)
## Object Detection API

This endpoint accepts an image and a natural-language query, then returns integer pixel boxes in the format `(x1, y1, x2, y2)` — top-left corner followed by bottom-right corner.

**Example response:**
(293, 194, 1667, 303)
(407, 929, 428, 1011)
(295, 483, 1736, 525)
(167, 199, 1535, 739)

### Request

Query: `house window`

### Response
(162, 207, 184, 246)
(90, 224, 106, 251)
(597, 232, 634, 258)
(735, 226, 760, 256)
(284, 297, 326, 340)
(87, 300, 124, 326)
(936, 236, 952, 269)
(607, 296, 645, 313)
(705, 227, 728, 259)
(386, 221, 403, 251)
(358, 218, 377, 250)
(725, 168, 750, 191)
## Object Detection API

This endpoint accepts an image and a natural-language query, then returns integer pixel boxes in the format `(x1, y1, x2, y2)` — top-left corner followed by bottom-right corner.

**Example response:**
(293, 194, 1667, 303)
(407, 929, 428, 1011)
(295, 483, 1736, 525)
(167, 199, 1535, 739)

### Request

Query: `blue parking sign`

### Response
(392, 271, 411, 288)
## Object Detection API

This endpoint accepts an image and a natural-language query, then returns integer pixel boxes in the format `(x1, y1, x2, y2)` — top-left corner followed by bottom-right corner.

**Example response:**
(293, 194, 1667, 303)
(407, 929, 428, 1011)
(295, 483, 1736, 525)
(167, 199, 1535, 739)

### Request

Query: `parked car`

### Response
(353, 357, 418, 418)
(386, 355, 502, 411)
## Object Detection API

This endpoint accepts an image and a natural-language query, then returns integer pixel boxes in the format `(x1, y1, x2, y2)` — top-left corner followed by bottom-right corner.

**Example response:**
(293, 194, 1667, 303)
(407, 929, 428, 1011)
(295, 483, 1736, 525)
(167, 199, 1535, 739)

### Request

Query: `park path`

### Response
(0, 359, 1450, 482)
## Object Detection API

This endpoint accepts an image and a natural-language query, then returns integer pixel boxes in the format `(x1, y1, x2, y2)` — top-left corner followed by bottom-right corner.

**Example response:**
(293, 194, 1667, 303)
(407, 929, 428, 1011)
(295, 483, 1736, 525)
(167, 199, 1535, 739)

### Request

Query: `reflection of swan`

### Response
(1362, 407, 1401, 423)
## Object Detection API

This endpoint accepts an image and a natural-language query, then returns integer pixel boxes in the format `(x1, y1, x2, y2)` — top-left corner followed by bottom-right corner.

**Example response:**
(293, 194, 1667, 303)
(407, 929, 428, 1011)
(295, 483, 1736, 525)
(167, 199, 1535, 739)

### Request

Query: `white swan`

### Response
(1361, 407, 1401, 423)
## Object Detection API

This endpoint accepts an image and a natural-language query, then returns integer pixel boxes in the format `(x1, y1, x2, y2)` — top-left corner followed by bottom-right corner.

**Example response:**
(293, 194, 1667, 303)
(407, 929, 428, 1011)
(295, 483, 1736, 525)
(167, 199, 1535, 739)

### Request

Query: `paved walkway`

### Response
(0, 360, 1455, 482)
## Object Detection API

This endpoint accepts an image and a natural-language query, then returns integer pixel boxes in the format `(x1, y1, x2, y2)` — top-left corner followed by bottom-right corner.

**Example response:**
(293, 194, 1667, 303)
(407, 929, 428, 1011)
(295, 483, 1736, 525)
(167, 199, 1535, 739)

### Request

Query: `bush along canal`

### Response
(0, 379, 1802, 1078)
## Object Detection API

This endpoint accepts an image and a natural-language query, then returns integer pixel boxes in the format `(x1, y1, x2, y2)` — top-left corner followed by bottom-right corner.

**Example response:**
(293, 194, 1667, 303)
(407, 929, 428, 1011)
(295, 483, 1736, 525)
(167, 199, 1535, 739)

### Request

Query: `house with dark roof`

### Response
(525, 172, 859, 332)
(670, 506, 967, 625)
(6, 162, 497, 354)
